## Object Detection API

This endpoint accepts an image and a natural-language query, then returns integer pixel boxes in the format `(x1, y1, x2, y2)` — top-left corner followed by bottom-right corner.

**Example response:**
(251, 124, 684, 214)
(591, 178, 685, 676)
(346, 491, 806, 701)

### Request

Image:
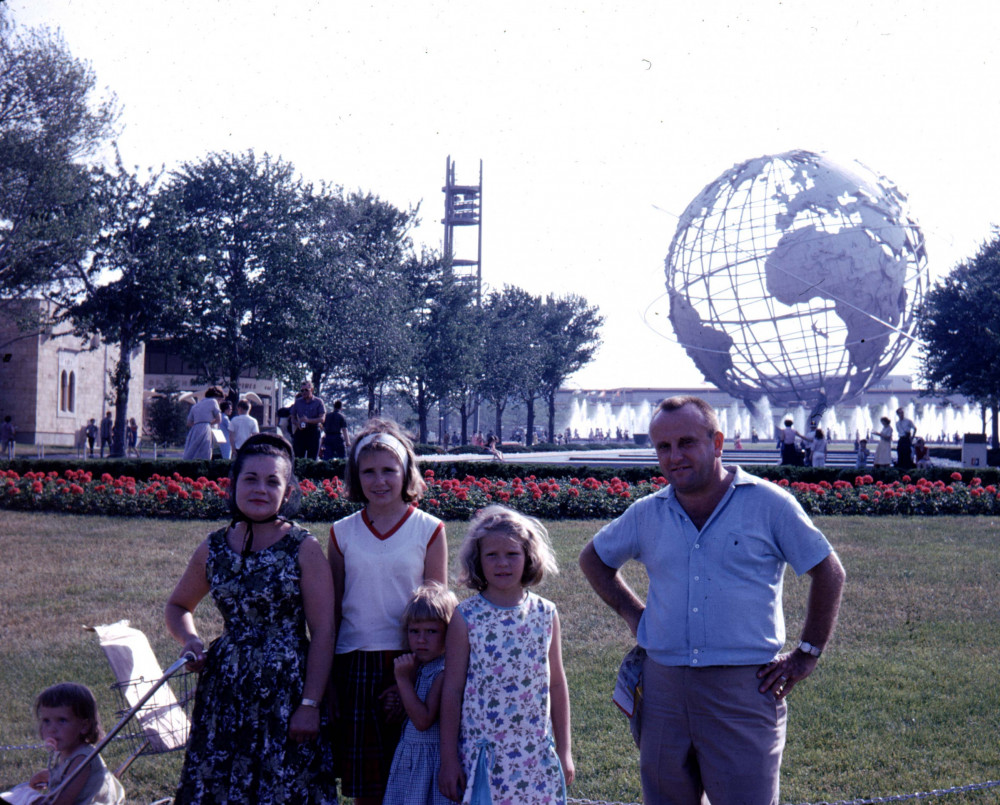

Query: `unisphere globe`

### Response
(665, 149, 928, 417)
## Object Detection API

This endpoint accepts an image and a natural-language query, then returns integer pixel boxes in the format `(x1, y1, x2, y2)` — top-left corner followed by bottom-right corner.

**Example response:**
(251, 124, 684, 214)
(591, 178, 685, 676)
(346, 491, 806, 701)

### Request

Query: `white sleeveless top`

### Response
(332, 505, 444, 652)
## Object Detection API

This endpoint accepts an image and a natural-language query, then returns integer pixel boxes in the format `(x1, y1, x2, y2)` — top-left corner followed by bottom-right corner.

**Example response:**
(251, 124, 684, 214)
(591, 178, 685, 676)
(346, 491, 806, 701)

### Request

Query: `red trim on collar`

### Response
(362, 504, 415, 540)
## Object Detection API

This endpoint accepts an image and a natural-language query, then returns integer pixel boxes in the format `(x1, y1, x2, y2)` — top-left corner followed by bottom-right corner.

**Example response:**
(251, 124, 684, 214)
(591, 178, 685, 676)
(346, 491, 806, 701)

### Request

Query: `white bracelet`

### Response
(300, 697, 320, 708)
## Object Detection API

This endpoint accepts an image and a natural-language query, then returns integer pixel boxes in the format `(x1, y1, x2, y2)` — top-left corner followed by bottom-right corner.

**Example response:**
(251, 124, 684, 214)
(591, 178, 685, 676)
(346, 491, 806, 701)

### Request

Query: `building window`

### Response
(59, 369, 77, 414)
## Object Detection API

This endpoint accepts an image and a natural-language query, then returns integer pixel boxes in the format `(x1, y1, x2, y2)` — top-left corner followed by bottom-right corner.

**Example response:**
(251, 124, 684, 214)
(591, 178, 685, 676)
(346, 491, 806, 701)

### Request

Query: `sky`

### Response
(8, 0, 1000, 391)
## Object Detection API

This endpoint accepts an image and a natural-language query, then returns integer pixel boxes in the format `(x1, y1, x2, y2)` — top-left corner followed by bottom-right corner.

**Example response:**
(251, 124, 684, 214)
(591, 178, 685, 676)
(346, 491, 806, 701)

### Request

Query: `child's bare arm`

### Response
(549, 611, 575, 786)
(439, 612, 470, 802)
(46, 754, 91, 805)
(29, 768, 49, 790)
(394, 655, 444, 731)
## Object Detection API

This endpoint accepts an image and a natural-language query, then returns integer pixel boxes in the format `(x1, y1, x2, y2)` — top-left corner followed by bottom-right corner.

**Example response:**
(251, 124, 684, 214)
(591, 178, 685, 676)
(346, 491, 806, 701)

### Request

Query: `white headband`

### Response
(354, 432, 408, 467)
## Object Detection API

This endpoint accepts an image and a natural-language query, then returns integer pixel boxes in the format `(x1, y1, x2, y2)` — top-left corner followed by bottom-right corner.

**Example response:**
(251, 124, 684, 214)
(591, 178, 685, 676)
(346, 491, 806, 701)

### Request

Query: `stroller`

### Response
(1, 621, 196, 805)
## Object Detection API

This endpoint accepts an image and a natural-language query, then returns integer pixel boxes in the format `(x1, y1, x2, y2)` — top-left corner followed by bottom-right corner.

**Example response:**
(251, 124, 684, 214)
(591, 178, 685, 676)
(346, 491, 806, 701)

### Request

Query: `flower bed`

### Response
(2, 468, 999, 520)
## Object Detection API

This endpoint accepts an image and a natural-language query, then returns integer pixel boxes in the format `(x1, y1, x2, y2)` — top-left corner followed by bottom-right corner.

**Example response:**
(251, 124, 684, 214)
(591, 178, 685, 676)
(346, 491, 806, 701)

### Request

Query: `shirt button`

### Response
(694, 575, 700, 581)
(692, 607, 699, 613)
(692, 658, 699, 664)
(694, 544, 701, 549)
(693, 649, 699, 654)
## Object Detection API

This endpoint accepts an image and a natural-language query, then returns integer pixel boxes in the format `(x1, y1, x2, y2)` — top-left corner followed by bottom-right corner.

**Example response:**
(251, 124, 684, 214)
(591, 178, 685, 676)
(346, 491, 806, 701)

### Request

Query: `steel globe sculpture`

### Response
(666, 149, 928, 419)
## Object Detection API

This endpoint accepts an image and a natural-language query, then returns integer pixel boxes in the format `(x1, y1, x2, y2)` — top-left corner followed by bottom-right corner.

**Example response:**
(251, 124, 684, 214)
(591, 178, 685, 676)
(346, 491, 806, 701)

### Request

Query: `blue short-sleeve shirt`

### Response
(592, 467, 833, 667)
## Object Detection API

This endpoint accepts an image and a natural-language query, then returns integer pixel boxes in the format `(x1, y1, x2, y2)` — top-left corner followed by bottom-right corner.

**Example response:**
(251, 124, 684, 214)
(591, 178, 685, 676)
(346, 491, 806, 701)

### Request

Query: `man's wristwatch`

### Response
(300, 698, 320, 708)
(797, 640, 822, 657)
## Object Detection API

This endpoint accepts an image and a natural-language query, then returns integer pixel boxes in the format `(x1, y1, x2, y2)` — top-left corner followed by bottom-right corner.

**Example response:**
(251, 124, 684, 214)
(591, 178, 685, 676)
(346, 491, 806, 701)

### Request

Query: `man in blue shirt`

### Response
(290, 381, 326, 459)
(580, 395, 845, 805)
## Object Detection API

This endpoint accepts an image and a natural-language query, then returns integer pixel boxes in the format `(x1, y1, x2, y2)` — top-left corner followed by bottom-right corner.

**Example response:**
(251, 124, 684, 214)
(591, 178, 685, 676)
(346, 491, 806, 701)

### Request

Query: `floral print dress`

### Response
(458, 592, 566, 805)
(174, 526, 335, 805)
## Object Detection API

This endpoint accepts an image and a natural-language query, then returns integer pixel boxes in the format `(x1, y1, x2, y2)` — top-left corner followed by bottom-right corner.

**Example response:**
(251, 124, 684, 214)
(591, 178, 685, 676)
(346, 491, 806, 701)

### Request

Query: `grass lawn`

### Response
(1, 512, 999, 804)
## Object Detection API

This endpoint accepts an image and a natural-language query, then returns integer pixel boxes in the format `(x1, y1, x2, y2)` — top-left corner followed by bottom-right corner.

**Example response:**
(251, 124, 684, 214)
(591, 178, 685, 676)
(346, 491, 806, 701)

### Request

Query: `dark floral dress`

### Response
(174, 525, 336, 804)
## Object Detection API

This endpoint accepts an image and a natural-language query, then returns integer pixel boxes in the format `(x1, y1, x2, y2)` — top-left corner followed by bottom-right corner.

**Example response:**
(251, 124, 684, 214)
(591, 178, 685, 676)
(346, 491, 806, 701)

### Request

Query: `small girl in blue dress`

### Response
(383, 583, 459, 805)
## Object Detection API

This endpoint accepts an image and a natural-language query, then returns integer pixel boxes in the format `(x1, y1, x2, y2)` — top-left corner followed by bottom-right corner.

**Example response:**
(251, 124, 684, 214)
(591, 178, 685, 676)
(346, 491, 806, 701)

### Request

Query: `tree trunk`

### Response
(525, 395, 536, 446)
(416, 381, 428, 444)
(494, 401, 504, 442)
(367, 384, 377, 419)
(110, 334, 134, 458)
(460, 398, 469, 445)
(993, 401, 999, 449)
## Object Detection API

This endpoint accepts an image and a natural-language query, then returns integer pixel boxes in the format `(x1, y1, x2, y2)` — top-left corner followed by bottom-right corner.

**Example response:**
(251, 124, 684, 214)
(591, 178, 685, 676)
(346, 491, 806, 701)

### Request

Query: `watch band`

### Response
(300, 697, 320, 708)
(798, 640, 822, 657)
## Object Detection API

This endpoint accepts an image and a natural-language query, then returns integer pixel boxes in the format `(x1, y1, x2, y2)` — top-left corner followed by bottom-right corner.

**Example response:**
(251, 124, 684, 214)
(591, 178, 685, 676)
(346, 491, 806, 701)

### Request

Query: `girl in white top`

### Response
(808, 427, 828, 467)
(328, 419, 447, 805)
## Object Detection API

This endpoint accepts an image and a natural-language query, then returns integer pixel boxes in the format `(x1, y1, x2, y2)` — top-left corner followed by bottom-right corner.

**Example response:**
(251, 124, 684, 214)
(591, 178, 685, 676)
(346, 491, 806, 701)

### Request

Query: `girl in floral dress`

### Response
(440, 506, 574, 805)
(166, 434, 336, 804)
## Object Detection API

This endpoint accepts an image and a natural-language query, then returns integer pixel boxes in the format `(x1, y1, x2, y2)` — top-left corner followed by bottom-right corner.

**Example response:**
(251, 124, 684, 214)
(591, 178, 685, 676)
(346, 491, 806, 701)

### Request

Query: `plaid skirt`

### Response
(334, 650, 404, 799)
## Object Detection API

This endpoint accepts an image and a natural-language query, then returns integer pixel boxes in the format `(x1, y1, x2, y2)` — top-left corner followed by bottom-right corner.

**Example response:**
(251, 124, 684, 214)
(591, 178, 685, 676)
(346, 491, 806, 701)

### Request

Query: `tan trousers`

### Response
(639, 660, 787, 805)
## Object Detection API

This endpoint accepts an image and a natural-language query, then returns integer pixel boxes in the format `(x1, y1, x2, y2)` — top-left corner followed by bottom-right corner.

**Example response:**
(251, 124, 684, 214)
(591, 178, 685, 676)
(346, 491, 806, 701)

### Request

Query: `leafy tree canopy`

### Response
(918, 231, 1000, 444)
(0, 9, 118, 315)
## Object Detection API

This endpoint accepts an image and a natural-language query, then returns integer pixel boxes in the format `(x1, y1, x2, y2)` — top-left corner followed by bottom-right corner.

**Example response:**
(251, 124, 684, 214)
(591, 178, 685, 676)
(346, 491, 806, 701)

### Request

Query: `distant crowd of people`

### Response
(778, 407, 934, 469)
(180, 382, 351, 462)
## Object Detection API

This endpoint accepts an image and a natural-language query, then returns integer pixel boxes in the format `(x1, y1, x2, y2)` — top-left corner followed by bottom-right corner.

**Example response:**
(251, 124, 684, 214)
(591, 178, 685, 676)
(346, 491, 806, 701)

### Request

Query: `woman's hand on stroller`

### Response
(182, 637, 206, 672)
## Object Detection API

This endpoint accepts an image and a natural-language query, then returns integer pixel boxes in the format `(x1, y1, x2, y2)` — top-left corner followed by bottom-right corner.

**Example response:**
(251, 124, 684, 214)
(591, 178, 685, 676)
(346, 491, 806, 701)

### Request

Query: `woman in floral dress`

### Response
(166, 434, 336, 804)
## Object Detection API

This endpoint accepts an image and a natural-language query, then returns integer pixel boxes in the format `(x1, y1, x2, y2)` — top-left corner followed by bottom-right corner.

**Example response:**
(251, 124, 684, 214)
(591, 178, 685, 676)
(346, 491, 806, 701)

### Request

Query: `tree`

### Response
(159, 150, 314, 398)
(325, 193, 424, 418)
(917, 232, 1000, 447)
(0, 10, 118, 324)
(65, 152, 198, 456)
(478, 287, 544, 442)
(281, 186, 354, 393)
(146, 380, 189, 446)
(537, 294, 603, 442)
(398, 265, 482, 444)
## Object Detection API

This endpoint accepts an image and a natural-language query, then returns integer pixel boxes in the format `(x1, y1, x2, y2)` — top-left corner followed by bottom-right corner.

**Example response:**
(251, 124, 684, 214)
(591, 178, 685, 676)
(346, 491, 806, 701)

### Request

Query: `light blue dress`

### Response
(383, 655, 449, 805)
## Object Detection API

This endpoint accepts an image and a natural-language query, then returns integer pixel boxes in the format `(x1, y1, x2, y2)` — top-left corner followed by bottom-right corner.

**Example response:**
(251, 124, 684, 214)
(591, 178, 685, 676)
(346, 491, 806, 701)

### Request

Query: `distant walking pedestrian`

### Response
(321, 400, 349, 460)
(873, 417, 893, 468)
(780, 419, 803, 466)
(895, 408, 916, 469)
(218, 401, 233, 460)
(182, 388, 224, 461)
(99, 411, 113, 458)
(228, 399, 260, 452)
(126, 418, 140, 458)
(290, 382, 325, 460)
(1, 416, 15, 460)
(85, 419, 98, 458)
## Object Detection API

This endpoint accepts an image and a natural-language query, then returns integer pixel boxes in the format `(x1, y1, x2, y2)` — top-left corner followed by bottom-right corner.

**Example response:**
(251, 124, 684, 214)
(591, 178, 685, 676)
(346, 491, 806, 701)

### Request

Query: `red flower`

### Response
(950, 472, 963, 481)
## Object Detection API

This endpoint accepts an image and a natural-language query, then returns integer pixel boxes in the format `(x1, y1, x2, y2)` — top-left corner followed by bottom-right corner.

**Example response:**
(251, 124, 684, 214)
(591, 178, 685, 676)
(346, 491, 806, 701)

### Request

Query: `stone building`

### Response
(0, 301, 145, 451)
(143, 341, 280, 428)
